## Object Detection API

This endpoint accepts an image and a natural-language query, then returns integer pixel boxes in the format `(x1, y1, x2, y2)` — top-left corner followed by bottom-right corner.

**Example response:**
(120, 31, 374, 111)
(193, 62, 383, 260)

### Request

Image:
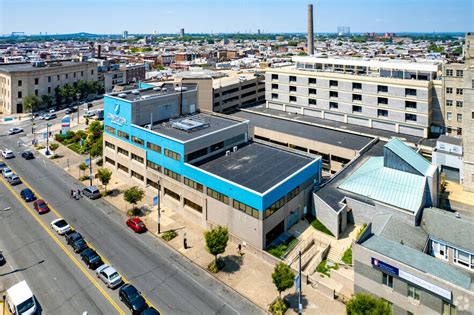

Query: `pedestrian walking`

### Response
(70, 189, 74, 198)
(238, 243, 242, 255)
(183, 232, 188, 250)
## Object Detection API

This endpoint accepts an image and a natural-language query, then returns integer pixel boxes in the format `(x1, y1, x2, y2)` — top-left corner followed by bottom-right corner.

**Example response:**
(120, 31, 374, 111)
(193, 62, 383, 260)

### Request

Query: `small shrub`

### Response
(208, 259, 225, 273)
(95, 159, 103, 166)
(162, 230, 177, 242)
(356, 223, 367, 239)
(266, 236, 297, 259)
(269, 297, 288, 315)
(68, 143, 83, 154)
(35, 144, 45, 150)
(127, 208, 141, 217)
(316, 259, 330, 277)
(310, 218, 335, 237)
(79, 175, 90, 181)
(342, 247, 352, 265)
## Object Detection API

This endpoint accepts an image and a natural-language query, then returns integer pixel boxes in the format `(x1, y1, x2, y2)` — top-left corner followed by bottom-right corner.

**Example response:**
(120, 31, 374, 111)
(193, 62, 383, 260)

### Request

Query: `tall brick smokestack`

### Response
(308, 4, 314, 55)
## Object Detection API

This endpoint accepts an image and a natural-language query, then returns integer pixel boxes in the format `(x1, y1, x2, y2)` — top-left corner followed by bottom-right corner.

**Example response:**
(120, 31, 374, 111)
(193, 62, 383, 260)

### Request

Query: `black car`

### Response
(21, 151, 34, 160)
(71, 238, 88, 253)
(119, 284, 148, 314)
(0, 161, 6, 170)
(80, 248, 103, 269)
(141, 307, 161, 315)
(65, 231, 83, 245)
(20, 188, 36, 202)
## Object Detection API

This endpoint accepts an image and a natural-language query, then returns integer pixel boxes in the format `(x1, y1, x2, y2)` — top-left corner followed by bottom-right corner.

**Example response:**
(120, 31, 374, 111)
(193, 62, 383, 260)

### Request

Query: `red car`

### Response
(33, 199, 50, 214)
(126, 217, 147, 233)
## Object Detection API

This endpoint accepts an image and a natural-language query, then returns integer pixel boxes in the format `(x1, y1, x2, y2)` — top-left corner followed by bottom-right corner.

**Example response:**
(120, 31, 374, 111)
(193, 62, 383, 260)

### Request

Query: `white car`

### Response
(8, 127, 23, 135)
(2, 168, 13, 178)
(1, 150, 15, 159)
(50, 219, 71, 235)
(96, 264, 123, 288)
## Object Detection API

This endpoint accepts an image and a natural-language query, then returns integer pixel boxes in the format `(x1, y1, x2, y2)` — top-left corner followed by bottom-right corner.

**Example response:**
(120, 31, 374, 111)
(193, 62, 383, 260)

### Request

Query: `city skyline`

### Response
(1, 0, 472, 35)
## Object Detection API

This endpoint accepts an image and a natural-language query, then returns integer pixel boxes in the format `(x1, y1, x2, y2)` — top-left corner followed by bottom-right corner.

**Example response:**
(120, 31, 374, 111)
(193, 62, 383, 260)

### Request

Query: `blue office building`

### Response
(103, 83, 321, 249)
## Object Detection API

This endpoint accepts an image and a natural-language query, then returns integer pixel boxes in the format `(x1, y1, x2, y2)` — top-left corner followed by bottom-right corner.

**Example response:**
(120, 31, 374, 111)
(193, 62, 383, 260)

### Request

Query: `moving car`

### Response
(2, 149, 15, 159)
(71, 238, 88, 253)
(33, 199, 50, 214)
(2, 167, 13, 178)
(65, 231, 83, 245)
(50, 218, 71, 235)
(126, 218, 147, 233)
(119, 284, 148, 314)
(96, 264, 123, 289)
(44, 113, 57, 120)
(20, 188, 36, 202)
(83, 110, 96, 118)
(7, 174, 21, 186)
(49, 108, 56, 113)
(8, 127, 23, 135)
(6, 281, 37, 315)
(65, 108, 72, 114)
(82, 186, 101, 199)
(141, 307, 161, 315)
(80, 248, 103, 269)
(21, 151, 34, 160)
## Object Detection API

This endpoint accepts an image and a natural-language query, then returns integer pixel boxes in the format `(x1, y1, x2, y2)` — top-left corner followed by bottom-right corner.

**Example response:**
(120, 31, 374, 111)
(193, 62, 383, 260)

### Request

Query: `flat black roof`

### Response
(0, 61, 93, 73)
(151, 113, 242, 142)
(108, 83, 197, 102)
(195, 142, 315, 193)
(232, 110, 373, 151)
(315, 140, 386, 211)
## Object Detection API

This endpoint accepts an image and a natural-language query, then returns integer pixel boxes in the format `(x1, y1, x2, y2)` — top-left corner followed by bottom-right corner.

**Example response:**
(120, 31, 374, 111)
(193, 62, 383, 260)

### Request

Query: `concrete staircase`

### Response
(326, 245, 345, 263)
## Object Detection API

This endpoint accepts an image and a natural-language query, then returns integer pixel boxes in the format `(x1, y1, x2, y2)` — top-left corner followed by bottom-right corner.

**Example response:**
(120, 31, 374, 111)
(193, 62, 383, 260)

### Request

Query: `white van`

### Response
(6, 280, 37, 314)
(83, 110, 96, 118)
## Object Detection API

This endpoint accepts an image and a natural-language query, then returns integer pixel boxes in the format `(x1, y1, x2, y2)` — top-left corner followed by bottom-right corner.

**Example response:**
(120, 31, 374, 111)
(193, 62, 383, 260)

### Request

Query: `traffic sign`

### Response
(85, 158, 91, 166)
(153, 196, 159, 206)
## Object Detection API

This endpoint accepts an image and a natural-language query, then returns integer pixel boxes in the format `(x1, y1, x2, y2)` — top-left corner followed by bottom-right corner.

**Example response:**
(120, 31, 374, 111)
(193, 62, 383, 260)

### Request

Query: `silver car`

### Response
(2, 168, 13, 178)
(7, 174, 21, 185)
(96, 264, 123, 289)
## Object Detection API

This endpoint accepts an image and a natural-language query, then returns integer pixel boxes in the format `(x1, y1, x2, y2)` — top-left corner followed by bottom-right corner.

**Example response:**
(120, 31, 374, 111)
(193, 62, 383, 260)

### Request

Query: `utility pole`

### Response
(157, 180, 161, 234)
(45, 123, 51, 155)
(298, 250, 302, 315)
(89, 149, 93, 186)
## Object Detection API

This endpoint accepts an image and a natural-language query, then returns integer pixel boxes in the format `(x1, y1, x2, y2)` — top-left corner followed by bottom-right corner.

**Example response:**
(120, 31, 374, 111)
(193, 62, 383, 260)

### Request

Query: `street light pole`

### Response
(89, 149, 93, 186)
(157, 180, 161, 234)
(45, 123, 51, 155)
(298, 250, 302, 315)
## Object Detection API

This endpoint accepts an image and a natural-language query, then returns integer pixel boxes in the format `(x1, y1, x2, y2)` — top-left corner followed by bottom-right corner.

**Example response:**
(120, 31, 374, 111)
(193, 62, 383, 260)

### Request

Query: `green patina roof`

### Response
(385, 138, 432, 176)
(339, 156, 426, 212)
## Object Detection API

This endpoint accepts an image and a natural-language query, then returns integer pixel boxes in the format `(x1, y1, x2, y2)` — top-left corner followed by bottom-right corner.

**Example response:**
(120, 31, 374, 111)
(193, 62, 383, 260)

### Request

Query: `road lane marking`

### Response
(4, 162, 162, 314)
(0, 175, 126, 314)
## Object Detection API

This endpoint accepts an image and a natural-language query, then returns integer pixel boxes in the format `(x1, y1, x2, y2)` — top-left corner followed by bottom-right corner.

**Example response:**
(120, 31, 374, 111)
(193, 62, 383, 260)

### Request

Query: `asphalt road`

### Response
(0, 122, 263, 314)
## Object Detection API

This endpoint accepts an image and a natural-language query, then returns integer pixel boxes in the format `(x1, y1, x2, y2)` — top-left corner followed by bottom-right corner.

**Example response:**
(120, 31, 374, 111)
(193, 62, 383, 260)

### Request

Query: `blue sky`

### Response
(1, 0, 472, 35)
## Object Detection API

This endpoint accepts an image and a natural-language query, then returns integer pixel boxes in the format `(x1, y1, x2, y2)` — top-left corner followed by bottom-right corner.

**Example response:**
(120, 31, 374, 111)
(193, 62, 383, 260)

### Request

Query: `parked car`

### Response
(8, 127, 23, 135)
(126, 218, 147, 233)
(33, 199, 50, 214)
(80, 248, 103, 269)
(7, 174, 21, 186)
(119, 284, 147, 314)
(0, 251, 5, 266)
(2, 168, 13, 178)
(65, 108, 72, 115)
(65, 231, 83, 245)
(82, 186, 101, 199)
(83, 110, 96, 118)
(141, 307, 161, 315)
(0, 161, 6, 170)
(21, 151, 34, 160)
(49, 108, 55, 113)
(44, 113, 57, 120)
(50, 218, 71, 235)
(1, 150, 15, 159)
(20, 188, 36, 202)
(96, 264, 123, 289)
(71, 238, 88, 253)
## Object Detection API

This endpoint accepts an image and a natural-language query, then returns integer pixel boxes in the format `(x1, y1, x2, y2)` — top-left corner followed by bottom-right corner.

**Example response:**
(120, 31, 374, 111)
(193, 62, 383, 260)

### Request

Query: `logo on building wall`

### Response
(107, 102, 126, 126)
(114, 103, 120, 115)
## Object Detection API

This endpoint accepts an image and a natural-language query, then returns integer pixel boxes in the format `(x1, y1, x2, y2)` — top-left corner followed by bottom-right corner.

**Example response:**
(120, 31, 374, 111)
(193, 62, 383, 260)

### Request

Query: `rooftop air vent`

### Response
(132, 90, 139, 95)
(226, 150, 231, 156)
(118, 93, 127, 98)
(153, 87, 161, 91)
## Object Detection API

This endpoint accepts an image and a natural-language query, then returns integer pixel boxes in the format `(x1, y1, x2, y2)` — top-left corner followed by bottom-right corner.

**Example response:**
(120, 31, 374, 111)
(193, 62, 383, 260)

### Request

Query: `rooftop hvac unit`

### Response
(118, 93, 127, 98)
(226, 150, 231, 156)
(233, 146, 238, 152)
(174, 86, 188, 92)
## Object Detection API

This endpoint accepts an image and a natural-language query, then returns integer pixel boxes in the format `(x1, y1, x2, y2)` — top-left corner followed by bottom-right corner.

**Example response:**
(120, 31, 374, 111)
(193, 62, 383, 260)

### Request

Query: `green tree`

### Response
(123, 186, 145, 210)
(90, 140, 103, 157)
(41, 94, 54, 109)
(88, 120, 103, 138)
(272, 263, 294, 299)
(96, 168, 112, 194)
(48, 143, 59, 157)
(204, 225, 229, 268)
(346, 293, 391, 315)
(79, 162, 88, 176)
(22, 95, 41, 113)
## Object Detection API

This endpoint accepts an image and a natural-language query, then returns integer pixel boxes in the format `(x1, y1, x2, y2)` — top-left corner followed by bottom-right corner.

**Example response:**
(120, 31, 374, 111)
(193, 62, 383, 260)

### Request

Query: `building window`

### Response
(105, 156, 115, 166)
(35, 89, 38, 96)
(264, 197, 285, 219)
(457, 114, 462, 123)
(91, 69, 94, 75)
(405, 88, 417, 96)
(207, 188, 229, 205)
(66, 74, 68, 79)
(445, 69, 453, 76)
(472, 79, 474, 88)
(430, 240, 447, 260)
(405, 113, 417, 122)
(164, 168, 181, 182)
(352, 82, 362, 90)
(309, 99, 316, 105)
(407, 285, 420, 301)
(309, 78, 317, 84)
(271, 74, 278, 80)
(290, 86, 297, 92)
(309, 88, 316, 95)
(233, 199, 259, 219)
(472, 111, 474, 120)
(289, 96, 297, 102)
(405, 101, 417, 109)
(457, 128, 462, 136)
(57, 75, 60, 80)
(164, 148, 181, 161)
(378, 97, 388, 105)
(131, 153, 144, 164)
(352, 105, 362, 113)
(164, 188, 180, 201)
(146, 160, 161, 172)
(286, 186, 300, 202)
(184, 198, 202, 213)
(352, 94, 362, 101)
(378, 85, 388, 93)
(105, 125, 116, 134)
(117, 147, 129, 157)
(272, 83, 278, 90)
(117, 163, 129, 173)
(446, 100, 453, 107)
(117, 130, 129, 140)
(18, 91, 22, 98)
(131, 136, 144, 146)
(18, 80, 22, 86)
(453, 249, 472, 268)
(382, 273, 393, 288)
(73, 72, 76, 78)
(184, 177, 203, 193)
(456, 70, 463, 77)
(271, 93, 278, 100)
(329, 102, 338, 109)
(456, 101, 463, 108)
(34, 78, 39, 85)
(105, 141, 115, 150)
(378, 109, 388, 117)
(48, 76, 51, 83)
(330, 91, 338, 98)
(289, 76, 297, 82)
(447, 126, 452, 134)
(131, 170, 144, 181)
(48, 86, 51, 94)
(446, 87, 453, 94)
(447, 112, 452, 121)
(456, 88, 463, 95)
(147, 142, 161, 153)
(442, 301, 457, 315)
(329, 80, 338, 87)
(81, 71, 84, 76)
